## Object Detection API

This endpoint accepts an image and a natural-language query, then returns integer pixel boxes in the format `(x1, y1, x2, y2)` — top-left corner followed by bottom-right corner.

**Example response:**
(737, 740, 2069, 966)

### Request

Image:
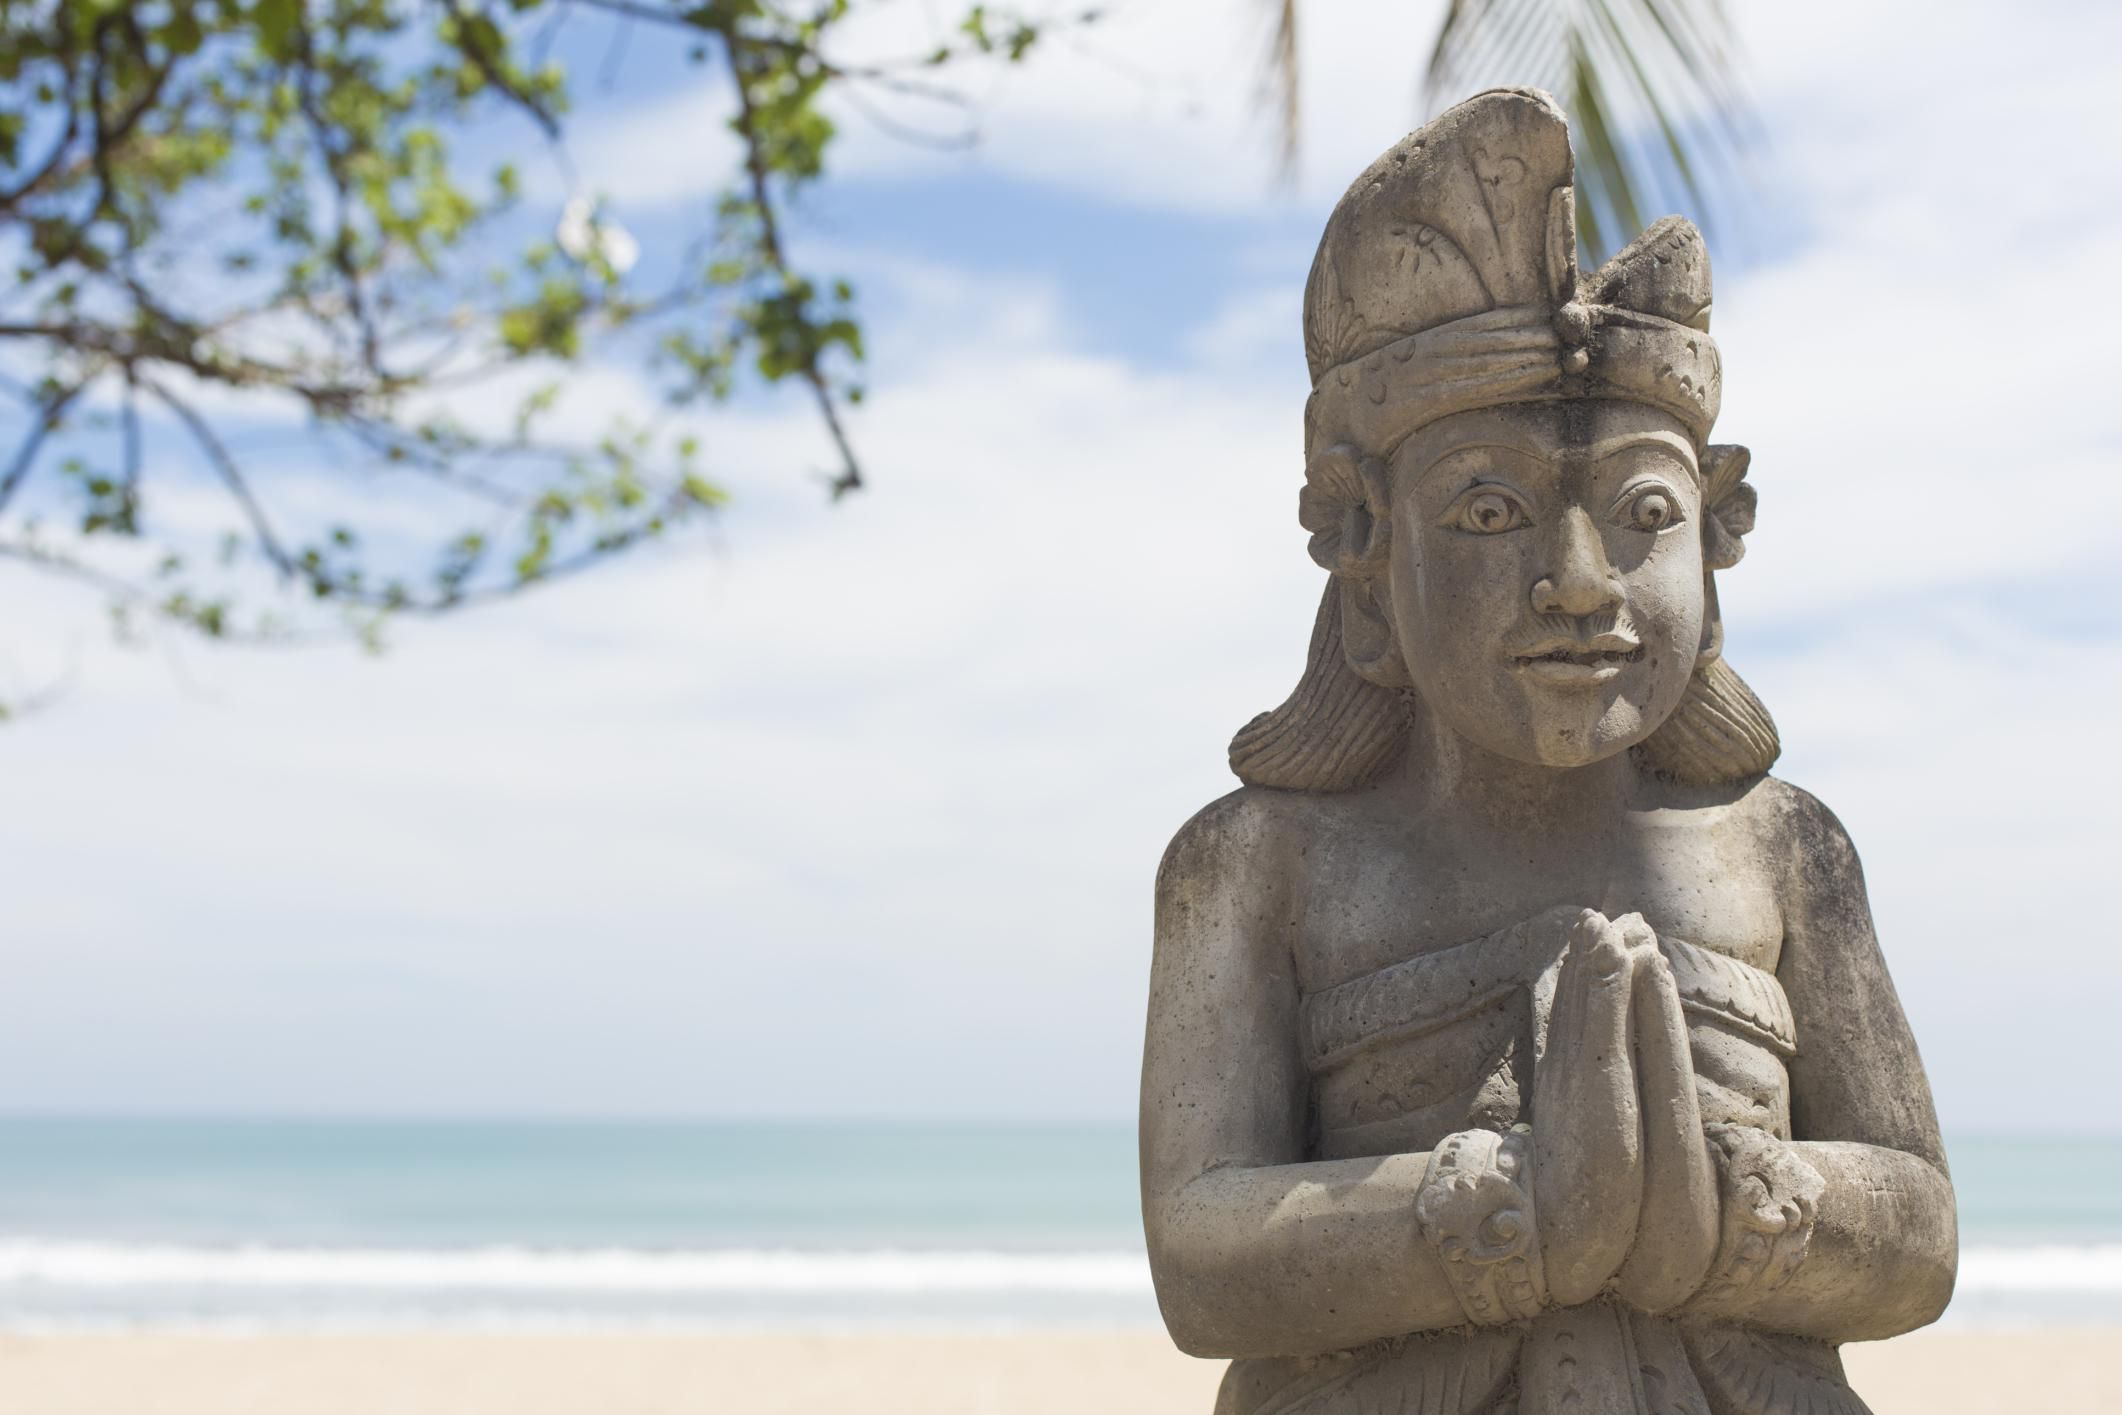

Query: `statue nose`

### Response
(1531, 507, 1622, 618)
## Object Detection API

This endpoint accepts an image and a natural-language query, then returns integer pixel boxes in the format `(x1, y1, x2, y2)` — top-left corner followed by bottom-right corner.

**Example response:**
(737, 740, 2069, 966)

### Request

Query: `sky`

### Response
(1, 0, 2118, 1135)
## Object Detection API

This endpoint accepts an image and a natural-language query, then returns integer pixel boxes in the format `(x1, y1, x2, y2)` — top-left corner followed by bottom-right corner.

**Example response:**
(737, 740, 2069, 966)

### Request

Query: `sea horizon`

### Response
(2, 1117, 2114, 1332)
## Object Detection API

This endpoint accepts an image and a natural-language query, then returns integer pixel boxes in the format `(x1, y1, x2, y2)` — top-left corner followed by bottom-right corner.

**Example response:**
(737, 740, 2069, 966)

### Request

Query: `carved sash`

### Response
(1300, 923, 1796, 1077)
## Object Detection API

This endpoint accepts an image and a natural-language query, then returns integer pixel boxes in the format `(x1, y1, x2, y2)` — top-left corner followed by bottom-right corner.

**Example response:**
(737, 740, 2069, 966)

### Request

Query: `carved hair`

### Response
(1229, 589, 1413, 793)
(1230, 444, 1779, 792)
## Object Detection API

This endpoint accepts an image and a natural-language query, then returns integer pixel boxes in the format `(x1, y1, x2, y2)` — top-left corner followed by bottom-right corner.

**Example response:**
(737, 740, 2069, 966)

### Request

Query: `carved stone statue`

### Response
(1139, 89, 1956, 1415)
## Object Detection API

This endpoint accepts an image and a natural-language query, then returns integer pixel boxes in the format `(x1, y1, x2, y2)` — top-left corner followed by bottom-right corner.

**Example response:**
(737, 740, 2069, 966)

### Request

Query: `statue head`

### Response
(1232, 88, 1776, 791)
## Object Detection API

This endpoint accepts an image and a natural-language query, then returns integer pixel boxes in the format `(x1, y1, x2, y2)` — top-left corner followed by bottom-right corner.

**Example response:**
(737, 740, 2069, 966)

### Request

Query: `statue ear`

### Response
(1340, 575, 1411, 688)
(1290, 443, 1409, 687)
(1700, 443, 1754, 571)
(1299, 444, 1407, 688)
(1697, 566, 1725, 666)
(1300, 445, 1393, 576)
(1695, 444, 1753, 666)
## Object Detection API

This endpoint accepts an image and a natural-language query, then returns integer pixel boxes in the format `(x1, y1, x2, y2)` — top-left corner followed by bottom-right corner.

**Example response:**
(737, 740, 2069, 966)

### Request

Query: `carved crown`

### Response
(1300, 88, 1722, 459)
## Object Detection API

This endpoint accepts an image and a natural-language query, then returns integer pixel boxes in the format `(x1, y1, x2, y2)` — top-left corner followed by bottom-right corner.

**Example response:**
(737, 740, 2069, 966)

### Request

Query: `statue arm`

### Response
(1139, 793, 1467, 1359)
(1682, 786, 1957, 1341)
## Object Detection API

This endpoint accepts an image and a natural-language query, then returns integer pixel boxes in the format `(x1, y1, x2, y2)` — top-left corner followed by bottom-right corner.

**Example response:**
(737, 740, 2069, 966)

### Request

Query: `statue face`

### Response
(1383, 401, 1706, 768)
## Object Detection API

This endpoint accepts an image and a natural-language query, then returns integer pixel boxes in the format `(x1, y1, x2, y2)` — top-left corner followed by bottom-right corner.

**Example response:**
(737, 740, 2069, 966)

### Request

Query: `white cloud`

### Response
(823, 1, 1456, 213)
(549, 2, 1452, 216)
(535, 75, 743, 210)
(1179, 284, 1301, 371)
(1707, 0, 2122, 626)
(0, 261, 1313, 1120)
(1746, 608, 2122, 1135)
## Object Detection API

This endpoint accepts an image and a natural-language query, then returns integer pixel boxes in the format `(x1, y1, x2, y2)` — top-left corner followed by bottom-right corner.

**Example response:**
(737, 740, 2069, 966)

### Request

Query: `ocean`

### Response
(0, 1119, 2114, 1331)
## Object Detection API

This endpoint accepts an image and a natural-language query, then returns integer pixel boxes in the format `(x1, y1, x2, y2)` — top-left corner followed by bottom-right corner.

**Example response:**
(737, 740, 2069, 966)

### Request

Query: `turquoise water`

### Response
(0, 1119, 1143, 1250)
(0, 1119, 2112, 1328)
(1944, 1135, 2122, 1245)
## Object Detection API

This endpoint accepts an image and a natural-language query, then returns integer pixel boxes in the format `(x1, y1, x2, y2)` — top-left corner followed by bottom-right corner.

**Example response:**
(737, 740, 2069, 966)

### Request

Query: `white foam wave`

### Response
(1956, 1244, 2122, 1293)
(2, 1240, 2117, 1298)
(0, 1241, 1152, 1295)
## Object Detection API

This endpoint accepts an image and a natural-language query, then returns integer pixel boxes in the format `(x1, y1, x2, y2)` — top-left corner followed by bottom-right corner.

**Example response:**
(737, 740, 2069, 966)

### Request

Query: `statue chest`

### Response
(1285, 823, 1791, 1161)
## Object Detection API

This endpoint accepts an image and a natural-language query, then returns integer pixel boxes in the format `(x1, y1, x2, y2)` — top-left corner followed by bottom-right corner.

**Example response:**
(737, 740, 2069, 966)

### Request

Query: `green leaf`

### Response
(252, 0, 301, 56)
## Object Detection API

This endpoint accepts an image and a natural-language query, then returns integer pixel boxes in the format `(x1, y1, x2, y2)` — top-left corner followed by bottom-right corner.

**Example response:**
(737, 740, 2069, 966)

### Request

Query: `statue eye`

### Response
(1449, 489, 1529, 535)
(1619, 486, 1683, 533)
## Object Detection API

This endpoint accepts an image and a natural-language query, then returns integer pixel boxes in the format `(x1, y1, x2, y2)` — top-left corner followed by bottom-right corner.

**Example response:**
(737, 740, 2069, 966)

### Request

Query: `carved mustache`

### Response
(1511, 612, 1642, 664)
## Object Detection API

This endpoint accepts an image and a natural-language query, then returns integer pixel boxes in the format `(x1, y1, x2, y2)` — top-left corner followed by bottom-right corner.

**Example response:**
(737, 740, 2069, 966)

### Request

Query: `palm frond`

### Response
(1421, 0, 1755, 266)
(1429, 0, 1568, 101)
(1255, 0, 1302, 180)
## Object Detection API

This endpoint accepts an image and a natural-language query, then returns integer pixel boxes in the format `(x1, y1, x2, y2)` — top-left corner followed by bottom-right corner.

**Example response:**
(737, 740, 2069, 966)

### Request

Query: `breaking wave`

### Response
(0, 1241, 1152, 1295)
(3, 1240, 2117, 1329)
(4, 1240, 2119, 1294)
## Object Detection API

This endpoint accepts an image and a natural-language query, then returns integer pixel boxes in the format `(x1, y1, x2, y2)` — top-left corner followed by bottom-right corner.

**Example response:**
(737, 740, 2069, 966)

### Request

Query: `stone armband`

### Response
(1697, 1122, 1827, 1302)
(1414, 1126, 1547, 1326)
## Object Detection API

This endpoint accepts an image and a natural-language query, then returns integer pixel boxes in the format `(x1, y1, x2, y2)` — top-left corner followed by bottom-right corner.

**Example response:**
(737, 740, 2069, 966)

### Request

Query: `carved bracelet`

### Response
(1415, 1126, 1548, 1325)
(1696, 1122, 1826, 1302)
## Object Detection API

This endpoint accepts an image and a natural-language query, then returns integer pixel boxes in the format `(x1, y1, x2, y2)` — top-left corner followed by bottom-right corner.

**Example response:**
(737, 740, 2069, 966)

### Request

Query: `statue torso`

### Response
(1281, 783, 1792, 1162)
(1211, 778, 1865, 1415)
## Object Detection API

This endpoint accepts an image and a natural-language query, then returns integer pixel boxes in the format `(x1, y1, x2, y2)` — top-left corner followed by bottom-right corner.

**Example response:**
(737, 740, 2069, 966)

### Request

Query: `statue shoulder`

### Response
(1156, 784, 1343, 924)
(1153, 785, 1337, 989)
(1735, 775, 1874, 926)
(1746, 775, 1865, 874)
(1160, 785, 1298, 892)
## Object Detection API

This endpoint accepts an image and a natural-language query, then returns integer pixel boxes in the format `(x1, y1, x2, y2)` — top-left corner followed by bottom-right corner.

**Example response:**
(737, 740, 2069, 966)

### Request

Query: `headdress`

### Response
(1232, 88, 1776, 792)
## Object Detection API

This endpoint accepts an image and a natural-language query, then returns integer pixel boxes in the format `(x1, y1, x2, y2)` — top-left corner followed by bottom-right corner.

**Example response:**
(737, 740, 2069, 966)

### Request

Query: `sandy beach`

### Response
(0, 1328, 2112, 1414)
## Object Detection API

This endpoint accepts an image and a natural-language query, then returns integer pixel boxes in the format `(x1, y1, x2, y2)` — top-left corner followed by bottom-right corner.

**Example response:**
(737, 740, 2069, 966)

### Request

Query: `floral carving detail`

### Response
(1701, 444, 1757, 571)
(1303, 246, 1371, 379)
(1470, 146, 1529, 226)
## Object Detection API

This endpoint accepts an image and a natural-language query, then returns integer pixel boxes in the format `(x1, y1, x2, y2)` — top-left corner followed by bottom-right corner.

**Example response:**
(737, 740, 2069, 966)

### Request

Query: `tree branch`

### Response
(145, 377, 303, 581)
(0, 380, 94, 516)
(0, 99, 83, 214)
(723, 32, 865, 498)
(444, 0, 565, 139)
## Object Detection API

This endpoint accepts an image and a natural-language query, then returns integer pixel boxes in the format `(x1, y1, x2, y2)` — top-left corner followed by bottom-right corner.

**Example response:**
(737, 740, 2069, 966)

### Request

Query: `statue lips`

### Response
(1509, 632, 1643, 687)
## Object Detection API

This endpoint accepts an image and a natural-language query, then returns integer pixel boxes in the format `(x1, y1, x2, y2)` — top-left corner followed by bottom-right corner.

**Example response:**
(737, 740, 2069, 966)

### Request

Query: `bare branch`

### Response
(0, 379, 94, 516)
(830, 79, 979, 152)
(144, 378, 303, 581)
(0, 535, 298, 646)
(118, 373, 143, 506)
(564, 0, 703, 31)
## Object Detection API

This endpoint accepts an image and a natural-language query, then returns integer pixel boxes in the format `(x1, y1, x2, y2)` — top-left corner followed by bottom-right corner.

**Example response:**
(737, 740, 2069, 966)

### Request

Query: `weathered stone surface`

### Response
(1139, 88, 1955, 1415)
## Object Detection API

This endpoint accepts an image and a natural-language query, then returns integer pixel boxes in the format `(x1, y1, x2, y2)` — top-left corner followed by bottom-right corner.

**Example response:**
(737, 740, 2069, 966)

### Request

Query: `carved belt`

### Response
(1299, 923, 1796, 1075)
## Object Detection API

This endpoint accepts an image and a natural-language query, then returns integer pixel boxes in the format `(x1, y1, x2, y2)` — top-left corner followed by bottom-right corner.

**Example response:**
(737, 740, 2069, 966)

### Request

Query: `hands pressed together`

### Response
(1414, 907, 1825, 1328)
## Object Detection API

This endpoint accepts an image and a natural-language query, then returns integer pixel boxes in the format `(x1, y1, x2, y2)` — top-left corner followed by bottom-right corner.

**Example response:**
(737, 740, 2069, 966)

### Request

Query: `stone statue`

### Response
(1139, 89, 1956, 1415)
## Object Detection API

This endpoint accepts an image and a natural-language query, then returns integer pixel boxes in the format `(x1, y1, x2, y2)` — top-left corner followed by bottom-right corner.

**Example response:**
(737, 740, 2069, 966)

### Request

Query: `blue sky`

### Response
(1, 0, 2118, 1134)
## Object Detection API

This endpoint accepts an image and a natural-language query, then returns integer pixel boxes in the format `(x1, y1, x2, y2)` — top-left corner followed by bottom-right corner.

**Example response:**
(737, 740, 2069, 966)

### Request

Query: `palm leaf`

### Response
(1420, 0, 1755, 266)
(1255, 0, 1302, 180)
(1429, 0, 1567, 103)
